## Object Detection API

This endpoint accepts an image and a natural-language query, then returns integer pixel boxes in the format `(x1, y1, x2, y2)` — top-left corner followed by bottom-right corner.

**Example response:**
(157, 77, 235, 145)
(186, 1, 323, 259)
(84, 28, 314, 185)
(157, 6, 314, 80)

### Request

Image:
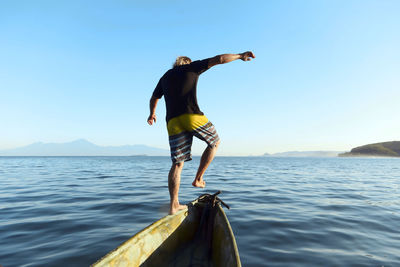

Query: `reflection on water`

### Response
(0, 156, 399, 266)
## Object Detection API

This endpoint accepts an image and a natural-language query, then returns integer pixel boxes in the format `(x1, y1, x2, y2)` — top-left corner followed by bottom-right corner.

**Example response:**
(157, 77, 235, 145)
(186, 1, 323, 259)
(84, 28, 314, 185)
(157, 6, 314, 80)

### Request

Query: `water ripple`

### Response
(0, 156, 399, 266)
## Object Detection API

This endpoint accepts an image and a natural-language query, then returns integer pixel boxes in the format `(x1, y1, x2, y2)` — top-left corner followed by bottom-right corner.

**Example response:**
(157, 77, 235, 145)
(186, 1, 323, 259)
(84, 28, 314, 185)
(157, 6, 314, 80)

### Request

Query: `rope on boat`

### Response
(194, 191, 231, 260)
(197, 190, 230, 209)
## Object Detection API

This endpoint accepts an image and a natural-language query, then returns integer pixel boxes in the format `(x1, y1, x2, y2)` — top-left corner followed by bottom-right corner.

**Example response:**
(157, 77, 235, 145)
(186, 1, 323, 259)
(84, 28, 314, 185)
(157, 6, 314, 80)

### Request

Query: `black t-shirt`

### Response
(152, 59, 210, 122)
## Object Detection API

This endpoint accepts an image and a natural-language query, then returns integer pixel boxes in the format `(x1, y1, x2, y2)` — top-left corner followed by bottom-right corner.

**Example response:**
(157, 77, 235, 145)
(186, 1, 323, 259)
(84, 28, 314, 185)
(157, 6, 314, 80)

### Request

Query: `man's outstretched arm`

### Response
(208, 51, 255, 68)
(147, 96, 159, 125)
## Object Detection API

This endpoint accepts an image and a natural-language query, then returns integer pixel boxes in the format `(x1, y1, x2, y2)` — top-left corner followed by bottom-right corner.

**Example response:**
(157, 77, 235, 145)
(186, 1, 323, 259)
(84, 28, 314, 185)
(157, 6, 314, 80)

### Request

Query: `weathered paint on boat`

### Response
(92, 195, 241, 267)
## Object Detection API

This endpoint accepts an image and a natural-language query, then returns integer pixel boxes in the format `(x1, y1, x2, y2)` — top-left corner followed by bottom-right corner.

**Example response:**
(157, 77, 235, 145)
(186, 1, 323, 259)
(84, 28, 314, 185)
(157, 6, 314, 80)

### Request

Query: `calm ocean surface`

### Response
(0, 156, 399, 267)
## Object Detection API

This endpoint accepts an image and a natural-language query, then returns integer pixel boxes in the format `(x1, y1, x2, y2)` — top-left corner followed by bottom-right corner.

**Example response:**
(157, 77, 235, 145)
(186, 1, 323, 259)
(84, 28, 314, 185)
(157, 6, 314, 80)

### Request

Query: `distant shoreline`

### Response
(339, 153, 400, 158)
(1, 155, 399, 159)
(338, 141, 400, 158)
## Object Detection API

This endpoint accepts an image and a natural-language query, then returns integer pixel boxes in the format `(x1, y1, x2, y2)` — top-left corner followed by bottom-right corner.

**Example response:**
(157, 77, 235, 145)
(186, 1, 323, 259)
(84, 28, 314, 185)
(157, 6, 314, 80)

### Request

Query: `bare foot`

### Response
(169, 203, 187, 215)
(192, 179, 206, 188)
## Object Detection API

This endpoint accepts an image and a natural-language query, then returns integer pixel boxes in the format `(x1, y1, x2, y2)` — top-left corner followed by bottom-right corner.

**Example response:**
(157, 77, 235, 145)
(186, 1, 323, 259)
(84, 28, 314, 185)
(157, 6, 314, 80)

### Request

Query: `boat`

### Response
(92, 191, 241, 267)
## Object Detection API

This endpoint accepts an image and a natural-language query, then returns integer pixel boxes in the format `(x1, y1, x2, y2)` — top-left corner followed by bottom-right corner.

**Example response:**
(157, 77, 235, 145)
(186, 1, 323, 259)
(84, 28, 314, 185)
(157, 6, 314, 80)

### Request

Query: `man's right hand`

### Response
(147, 114, 157, 125)
(240, 51, 255, 61)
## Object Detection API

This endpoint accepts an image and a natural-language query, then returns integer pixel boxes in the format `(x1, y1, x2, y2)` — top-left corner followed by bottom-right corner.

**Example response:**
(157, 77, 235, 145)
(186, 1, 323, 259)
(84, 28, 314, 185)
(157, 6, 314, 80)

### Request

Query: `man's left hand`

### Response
(240, 51, 255, 61)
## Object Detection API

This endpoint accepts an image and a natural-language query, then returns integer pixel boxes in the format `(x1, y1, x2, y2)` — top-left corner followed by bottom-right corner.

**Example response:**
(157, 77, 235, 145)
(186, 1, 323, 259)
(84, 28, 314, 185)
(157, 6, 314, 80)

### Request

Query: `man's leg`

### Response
(192, 140, 220, 188)
(168, 161, 187, 215)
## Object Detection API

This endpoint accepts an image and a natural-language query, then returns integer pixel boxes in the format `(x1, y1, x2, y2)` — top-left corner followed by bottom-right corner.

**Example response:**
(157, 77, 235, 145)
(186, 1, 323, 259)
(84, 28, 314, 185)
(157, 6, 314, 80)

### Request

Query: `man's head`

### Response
(173, 56, 192, 68)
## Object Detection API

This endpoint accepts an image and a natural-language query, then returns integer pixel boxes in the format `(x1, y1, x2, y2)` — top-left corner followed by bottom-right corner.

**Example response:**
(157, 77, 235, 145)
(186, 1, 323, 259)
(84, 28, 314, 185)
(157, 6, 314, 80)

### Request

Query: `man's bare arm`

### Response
(147, 96, 159, 125)
(208, 51, 255, 68)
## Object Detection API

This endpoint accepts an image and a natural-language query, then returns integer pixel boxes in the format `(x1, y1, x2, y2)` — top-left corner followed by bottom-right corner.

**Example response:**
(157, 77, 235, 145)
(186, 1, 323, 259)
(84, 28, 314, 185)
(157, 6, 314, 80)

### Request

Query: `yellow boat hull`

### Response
(92, 195, 241, 267)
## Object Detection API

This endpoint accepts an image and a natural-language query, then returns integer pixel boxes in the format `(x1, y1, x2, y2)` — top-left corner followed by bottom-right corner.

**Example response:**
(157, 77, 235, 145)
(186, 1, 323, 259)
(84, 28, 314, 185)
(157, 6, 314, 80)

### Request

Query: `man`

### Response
(147, 51, 255, 214)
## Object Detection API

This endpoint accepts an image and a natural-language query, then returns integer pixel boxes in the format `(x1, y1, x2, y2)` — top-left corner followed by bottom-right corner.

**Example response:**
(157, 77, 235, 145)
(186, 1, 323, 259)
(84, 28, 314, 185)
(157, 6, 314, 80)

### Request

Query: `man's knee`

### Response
(173, 161, 184, 169)
(214, 139, 221, 148)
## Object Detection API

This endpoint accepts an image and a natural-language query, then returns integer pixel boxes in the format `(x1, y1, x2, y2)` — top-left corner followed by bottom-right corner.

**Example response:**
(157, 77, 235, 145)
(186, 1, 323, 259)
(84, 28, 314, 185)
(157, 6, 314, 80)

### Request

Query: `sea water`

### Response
(0, 156, 399, 266)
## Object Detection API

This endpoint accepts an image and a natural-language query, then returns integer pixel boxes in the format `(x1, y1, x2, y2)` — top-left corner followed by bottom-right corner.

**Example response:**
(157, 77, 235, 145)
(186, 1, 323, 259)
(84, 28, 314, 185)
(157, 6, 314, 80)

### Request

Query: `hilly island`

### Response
(340, 141, 400, 157)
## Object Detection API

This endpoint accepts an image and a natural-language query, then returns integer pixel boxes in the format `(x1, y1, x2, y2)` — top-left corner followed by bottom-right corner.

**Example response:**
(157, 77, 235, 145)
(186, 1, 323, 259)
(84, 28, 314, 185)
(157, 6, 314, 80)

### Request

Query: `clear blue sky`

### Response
(1, 0, 399, 155)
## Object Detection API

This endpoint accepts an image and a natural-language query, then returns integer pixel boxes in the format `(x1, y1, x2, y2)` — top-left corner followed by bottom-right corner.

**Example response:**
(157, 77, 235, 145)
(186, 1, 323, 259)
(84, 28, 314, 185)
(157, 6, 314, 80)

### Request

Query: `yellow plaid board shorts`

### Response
(167, 114, 220, 163)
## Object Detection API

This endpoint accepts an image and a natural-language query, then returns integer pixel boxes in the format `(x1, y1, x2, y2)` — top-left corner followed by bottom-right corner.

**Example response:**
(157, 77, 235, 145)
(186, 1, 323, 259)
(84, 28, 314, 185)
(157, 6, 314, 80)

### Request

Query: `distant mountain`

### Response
(339, 141, 400, 157)
(264, 151, 342, 157)
(0, 139, 169, 156)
